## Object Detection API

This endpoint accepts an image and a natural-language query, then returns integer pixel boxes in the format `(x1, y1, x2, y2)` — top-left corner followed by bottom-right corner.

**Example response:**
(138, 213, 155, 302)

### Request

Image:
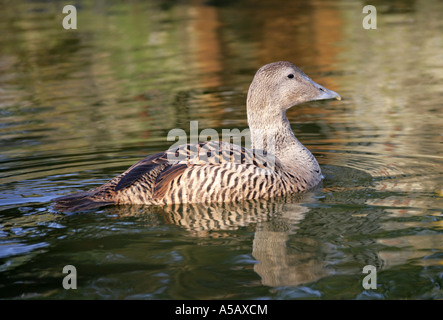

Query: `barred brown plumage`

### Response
(53, 61, 340, 212)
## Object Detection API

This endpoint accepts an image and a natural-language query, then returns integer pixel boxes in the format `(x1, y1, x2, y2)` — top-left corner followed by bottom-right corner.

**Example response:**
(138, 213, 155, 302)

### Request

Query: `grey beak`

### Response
(316, 85, 341, 101)
(305, 75, 341, 101)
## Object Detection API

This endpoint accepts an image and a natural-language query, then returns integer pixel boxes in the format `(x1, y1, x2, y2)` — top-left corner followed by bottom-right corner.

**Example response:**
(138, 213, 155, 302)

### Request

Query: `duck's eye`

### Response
(287, 74, 294, 79)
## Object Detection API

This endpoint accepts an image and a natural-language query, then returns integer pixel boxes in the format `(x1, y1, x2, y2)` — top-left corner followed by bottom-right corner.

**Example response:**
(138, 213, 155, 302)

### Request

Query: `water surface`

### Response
(0, 0, 442, 299)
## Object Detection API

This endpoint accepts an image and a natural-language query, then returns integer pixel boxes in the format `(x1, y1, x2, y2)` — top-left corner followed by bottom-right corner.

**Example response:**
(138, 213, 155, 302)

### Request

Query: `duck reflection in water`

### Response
(110, 191, 328, 287)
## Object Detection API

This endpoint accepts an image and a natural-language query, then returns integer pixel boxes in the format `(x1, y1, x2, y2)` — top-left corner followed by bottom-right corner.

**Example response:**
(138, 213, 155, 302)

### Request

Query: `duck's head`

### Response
(247, 61, 341, 121)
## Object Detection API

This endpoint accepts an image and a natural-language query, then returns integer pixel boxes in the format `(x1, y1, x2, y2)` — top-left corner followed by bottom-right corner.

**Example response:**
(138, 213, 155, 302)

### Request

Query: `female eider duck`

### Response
(54, 61, 341, 212)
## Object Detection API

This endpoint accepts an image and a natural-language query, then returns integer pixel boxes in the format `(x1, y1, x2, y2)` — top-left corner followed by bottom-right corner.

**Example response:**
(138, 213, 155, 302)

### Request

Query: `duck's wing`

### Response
(114, 140, 282, 199)
(114, 151, 172, 192)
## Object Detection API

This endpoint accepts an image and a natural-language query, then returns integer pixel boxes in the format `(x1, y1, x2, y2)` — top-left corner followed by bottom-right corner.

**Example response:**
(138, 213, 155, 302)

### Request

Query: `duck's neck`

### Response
(248, 108, 321, 181)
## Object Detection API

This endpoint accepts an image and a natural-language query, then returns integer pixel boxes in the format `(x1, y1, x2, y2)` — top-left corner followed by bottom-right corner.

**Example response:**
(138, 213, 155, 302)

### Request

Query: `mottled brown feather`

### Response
(114, 152, 168, 191)
(153, 163, 190, 200)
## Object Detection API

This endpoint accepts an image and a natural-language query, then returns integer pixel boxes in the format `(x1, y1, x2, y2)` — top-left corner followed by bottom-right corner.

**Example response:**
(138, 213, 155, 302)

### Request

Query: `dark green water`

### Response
(0, 0, 442, 299)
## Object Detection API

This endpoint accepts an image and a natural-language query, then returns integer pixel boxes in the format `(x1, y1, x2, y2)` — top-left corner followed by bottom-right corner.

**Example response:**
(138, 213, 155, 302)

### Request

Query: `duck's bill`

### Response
(304, 75, 341, 101)
(316, 86, 341, 101)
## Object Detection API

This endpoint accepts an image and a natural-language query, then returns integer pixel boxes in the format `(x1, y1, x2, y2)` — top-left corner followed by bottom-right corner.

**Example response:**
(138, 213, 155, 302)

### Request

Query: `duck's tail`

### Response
(53, 191, 114, 212)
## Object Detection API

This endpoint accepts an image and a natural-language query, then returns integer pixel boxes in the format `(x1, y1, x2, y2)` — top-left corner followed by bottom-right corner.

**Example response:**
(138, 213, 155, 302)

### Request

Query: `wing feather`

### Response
(114, 152, 168, 191)
(153, 163, 190, 199)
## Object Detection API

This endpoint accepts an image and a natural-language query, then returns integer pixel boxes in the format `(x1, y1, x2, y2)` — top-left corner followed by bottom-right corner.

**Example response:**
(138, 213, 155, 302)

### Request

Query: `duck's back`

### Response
(54, 141, 311, 211)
